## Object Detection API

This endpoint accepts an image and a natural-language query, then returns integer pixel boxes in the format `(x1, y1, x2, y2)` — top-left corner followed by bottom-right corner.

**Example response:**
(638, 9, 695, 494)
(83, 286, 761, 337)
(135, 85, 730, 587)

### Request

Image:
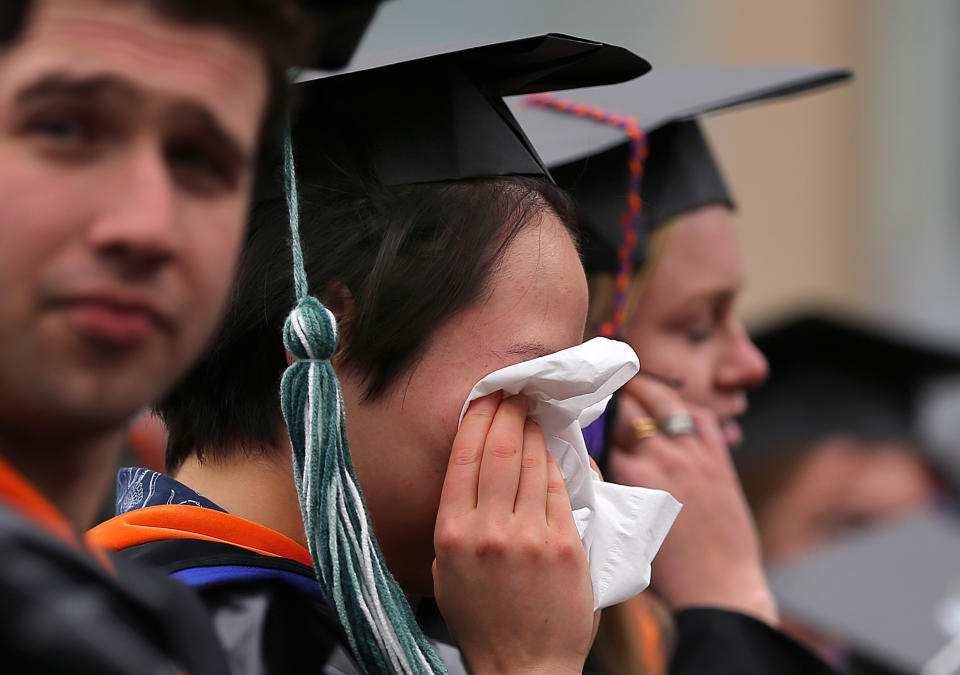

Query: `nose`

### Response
(87, 138, 180, 278)
(716, 318, 769, 391)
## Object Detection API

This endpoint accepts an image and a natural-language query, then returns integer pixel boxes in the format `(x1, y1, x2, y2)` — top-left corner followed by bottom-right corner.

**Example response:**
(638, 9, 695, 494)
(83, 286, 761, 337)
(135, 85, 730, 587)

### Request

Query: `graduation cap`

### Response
(277, 34, 650, 192)
(296, 0, 387, 69)
(767, 510, 960, 674)
(736, 313, 960, 467)
(506, 65, 852, 274)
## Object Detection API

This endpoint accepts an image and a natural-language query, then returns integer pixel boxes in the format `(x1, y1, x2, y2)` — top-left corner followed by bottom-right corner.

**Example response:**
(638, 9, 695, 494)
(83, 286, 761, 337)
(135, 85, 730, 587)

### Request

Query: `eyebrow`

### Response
(167, 101, 250, 170)
(503, 342, 555, 360)
(14, 72, 251, 168)
(15, 73, 140, 108)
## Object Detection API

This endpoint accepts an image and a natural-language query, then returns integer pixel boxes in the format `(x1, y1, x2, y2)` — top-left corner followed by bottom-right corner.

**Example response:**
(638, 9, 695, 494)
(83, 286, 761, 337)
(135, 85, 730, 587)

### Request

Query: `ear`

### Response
(283, 282, 355, 368)
(322, 281, 354, 371)
(321, 280, 355, 324)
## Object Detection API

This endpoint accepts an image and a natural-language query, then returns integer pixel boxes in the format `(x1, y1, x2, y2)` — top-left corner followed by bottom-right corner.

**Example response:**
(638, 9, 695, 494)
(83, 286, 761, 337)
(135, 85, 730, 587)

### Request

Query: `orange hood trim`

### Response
(88, 504, 313, 568)
(0, 453, 113, 569)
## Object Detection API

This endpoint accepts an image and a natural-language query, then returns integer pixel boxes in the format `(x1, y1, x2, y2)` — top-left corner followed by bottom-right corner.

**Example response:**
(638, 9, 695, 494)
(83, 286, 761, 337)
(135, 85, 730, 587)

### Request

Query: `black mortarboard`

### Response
(507, 65, 851, 272)
(279, 35, 649, 192)
(736, 313, 960, 467)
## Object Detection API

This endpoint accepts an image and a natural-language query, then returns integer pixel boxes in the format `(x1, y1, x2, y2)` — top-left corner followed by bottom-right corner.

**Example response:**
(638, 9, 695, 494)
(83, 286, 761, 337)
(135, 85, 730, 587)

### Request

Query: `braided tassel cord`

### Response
(278, 131, 447, 675)
(524, 93, 648, 339)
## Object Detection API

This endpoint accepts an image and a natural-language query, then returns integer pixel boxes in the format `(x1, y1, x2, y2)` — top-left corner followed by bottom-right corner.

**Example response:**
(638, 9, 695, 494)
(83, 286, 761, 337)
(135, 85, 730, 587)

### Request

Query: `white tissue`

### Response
(459, 337, 682, 610)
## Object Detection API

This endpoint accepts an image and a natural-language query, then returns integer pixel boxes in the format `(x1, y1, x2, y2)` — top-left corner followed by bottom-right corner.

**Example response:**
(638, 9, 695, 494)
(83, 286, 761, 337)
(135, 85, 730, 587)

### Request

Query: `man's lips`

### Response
(55, 295, 173, 346)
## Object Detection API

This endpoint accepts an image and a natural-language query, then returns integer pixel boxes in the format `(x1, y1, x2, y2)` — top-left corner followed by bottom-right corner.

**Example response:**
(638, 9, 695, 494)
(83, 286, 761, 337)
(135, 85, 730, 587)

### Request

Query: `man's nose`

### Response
(86, 139, 180, 278)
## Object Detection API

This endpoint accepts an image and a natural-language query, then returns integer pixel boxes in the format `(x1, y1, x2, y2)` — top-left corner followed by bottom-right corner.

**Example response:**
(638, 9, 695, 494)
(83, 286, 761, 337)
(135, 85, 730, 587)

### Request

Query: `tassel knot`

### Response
(283, 296, 338, 362)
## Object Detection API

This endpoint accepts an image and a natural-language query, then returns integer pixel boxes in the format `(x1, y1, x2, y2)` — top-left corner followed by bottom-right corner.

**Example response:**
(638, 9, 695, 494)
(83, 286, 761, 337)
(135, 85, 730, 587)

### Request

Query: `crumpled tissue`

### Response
(459, 337, 682, 610)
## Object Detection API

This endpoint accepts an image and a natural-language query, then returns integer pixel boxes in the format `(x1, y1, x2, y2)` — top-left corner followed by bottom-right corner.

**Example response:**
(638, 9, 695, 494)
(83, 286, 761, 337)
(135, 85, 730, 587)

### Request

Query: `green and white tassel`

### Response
(278, 128, 447, 675)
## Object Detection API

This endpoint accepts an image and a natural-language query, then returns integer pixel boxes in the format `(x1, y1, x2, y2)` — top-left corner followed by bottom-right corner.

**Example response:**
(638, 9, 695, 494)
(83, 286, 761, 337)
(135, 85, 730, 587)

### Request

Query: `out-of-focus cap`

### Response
(298, 0, 388, 69)
(507, 65, 851, 269)
(768, 510, 960, 674)
(737, 312, 960, 467)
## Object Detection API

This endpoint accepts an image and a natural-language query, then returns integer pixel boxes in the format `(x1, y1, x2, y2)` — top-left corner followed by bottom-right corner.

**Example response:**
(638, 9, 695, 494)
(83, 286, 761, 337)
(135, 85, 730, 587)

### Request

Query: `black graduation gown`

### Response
(0, 504, 230, 675)
(670, 608, 842, 674)
(117, 537, 363, 675)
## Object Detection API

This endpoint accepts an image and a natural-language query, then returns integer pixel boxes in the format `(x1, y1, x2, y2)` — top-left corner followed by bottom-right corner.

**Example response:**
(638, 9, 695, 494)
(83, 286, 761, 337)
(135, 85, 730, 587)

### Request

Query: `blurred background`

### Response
(359, 0, 960, 340)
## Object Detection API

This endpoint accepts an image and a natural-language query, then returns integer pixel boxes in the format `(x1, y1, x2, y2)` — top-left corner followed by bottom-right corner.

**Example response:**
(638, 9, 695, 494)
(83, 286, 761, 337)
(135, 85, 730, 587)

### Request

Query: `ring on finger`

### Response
(658, 413, 697, 437)
(632, 416, 658, 440)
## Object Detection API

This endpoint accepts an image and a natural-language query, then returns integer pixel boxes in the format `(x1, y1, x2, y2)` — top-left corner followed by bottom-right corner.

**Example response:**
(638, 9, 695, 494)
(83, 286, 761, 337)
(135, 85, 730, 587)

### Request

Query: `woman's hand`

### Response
(608, 376, 779, 626)
(433, 392, 596, 675)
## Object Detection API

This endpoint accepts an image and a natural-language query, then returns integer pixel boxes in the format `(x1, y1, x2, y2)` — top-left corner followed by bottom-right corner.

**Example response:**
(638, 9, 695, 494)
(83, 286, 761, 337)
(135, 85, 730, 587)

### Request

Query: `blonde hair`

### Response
(592, 595, 675, 675)
(586, 219, 682, 674)
(585, 219, 681, 339)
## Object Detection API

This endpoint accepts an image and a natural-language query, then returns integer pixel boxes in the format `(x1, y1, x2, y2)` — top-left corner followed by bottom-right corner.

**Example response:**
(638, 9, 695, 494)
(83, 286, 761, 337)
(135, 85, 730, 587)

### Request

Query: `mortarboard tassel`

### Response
(524, 93, 648, 339)
(278, 126, 447, 675)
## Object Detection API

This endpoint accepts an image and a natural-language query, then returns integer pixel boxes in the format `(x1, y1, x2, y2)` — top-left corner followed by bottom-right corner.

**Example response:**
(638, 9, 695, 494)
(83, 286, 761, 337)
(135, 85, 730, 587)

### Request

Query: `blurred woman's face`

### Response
(338, 209, 589, 594)
(622, 204, 769, 447)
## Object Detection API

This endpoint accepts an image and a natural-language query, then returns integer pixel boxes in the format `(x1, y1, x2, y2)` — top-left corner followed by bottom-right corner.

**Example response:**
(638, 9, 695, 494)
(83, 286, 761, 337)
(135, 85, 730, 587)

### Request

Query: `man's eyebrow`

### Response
(15, 73, 140, 107)
(168, 101, 251, 169)
(13, 72, 251, 168)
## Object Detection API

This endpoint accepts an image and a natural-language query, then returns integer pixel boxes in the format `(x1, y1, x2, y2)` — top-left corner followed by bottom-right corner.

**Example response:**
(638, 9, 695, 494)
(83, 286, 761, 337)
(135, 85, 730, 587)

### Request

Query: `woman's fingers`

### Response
(476, 395, 528, 517)
(622, 373, 687, 421)
(545, 452, 577, 533)
(437, 392, 501, 519)
(514, 418, 549, 518)
(687, 404, 727, 458)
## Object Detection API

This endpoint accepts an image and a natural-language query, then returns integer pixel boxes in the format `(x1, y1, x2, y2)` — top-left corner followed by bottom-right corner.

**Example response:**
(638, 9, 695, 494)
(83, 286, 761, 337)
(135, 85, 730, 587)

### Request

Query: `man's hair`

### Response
(0, 0, 309, 169)
(0, 1, 29, 45)
(161, 163, 579, 471)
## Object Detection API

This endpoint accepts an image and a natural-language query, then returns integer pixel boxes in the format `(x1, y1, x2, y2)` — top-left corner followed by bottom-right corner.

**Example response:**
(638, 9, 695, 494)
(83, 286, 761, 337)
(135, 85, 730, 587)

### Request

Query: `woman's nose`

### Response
(717, 320, 769, 390)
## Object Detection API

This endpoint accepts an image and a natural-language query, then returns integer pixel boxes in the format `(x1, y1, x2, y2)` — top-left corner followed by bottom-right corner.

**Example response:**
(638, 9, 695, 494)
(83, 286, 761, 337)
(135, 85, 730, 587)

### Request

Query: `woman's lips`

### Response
(720, 419, 743, 448)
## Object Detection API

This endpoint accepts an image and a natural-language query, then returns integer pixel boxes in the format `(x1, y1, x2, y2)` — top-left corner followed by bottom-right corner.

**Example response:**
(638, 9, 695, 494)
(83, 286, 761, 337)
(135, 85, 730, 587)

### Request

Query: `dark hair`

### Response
(0, 0, 29, 46)
(161, 169, 578, 471)
(0, 0, 309, 172)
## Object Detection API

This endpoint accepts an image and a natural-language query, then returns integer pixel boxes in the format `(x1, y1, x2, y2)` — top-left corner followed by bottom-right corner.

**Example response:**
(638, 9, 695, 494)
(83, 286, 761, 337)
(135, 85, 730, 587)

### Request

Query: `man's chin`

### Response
(6, 365, 178, 442)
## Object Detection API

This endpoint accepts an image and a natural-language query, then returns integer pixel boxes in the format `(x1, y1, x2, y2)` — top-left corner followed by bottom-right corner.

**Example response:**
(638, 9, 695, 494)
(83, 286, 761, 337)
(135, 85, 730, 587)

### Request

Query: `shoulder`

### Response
(672, 608, 841, 675)
(200, 580, 359, 674)
(120, 537, 362, 675)
(0, 504, 228, 675)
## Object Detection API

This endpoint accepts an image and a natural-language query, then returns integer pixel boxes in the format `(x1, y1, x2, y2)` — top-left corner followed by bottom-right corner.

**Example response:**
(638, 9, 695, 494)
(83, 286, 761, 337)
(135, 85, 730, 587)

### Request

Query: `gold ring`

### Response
(632, 417, 658, 440)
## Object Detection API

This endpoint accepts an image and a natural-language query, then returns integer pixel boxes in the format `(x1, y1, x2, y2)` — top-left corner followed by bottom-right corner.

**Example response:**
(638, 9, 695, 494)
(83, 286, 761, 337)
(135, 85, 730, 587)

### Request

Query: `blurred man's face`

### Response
(757, 437, 940, 561)
(0, 0, 267, 441)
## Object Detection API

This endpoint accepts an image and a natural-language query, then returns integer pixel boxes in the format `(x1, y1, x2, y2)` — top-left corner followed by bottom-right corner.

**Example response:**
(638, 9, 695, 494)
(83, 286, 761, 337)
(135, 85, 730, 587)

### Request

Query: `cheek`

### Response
(403, 348, 509, 476)
(0, 165, 93, 317)
(626, 322, 713, 397)
(175, 203, 246, 342)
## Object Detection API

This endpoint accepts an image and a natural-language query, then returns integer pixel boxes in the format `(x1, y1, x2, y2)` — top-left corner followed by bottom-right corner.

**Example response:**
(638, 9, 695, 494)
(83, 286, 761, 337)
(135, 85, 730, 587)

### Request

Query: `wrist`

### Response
(468, 657, 585, 675)
(659, 577, 780, 627)
(472, 667, 583, 675)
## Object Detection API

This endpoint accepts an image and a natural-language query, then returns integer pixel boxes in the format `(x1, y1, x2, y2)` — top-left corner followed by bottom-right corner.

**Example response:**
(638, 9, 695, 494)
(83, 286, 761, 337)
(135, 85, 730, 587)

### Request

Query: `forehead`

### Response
(476, 210, 588, 346)
(644, 204, 743, 300)
(0, 0, 268, 145)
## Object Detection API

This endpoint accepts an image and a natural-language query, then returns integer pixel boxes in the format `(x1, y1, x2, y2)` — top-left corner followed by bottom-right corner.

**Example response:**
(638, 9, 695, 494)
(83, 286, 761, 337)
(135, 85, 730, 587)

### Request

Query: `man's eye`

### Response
(166, 143, 235, 193)
(29, 111, 96, 148)
(37, 118, 83, 141)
